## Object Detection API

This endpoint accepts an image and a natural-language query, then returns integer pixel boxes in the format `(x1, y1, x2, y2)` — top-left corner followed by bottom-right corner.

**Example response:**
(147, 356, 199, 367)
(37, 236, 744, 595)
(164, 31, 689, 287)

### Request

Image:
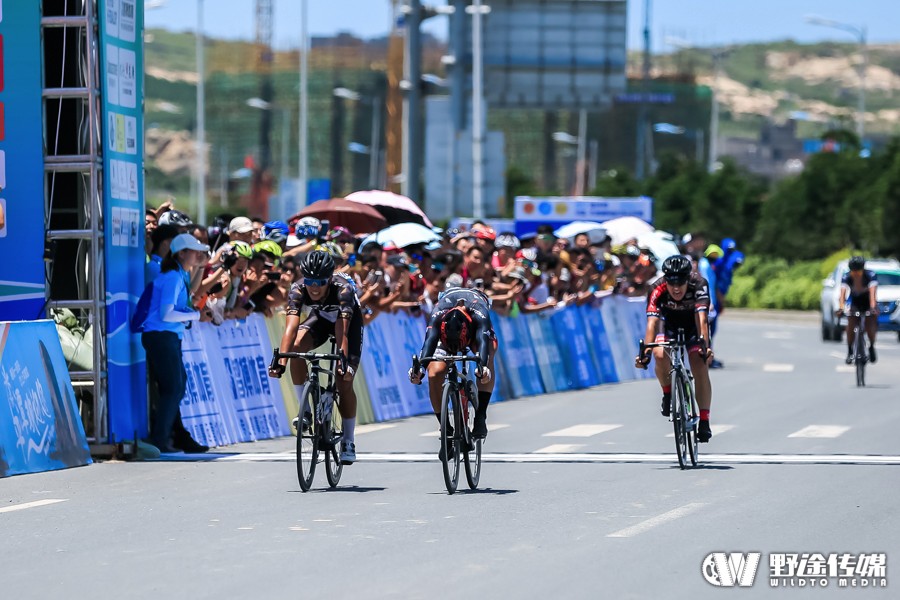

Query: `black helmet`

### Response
(158, 209, 192, 228)
(439, 307, 472, 353)
(662, 254, 692, 285)
(849, 256, 865, 271)
(300, 250, 335, 279)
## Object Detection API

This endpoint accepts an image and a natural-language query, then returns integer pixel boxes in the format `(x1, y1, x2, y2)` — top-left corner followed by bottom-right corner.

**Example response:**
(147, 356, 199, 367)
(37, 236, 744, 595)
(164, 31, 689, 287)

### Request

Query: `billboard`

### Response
(514, 196, 653, 236)
(0, 1, 46, 320)
(100, 0, 147, 440)
(483, 0, 627, 109)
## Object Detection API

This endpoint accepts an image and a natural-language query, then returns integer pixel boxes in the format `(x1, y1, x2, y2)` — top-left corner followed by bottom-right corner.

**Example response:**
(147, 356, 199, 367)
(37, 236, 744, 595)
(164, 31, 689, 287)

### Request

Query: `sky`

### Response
(146, 0, 899, 50)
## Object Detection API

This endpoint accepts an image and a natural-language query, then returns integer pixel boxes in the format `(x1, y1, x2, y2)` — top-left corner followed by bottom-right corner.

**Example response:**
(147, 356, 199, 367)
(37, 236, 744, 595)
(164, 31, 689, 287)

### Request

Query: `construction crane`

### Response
(249, 0, 275, 218)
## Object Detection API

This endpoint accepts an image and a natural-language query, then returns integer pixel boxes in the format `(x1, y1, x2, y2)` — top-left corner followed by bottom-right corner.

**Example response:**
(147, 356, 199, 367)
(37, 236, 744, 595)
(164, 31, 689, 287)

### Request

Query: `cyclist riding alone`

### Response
(838, 255, 878, 364)
(267, 250, 363, 464)
(408, 284, 496, 453)
(635, 255, 715, 443)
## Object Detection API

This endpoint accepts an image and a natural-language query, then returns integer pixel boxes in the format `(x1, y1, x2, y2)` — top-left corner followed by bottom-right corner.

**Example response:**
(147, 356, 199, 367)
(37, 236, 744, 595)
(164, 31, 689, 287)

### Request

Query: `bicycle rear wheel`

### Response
(324, 395, 343, 489)
(440, 383, 461, 494)
(855, 325, 866, 387)
(464, 382, 482, 489)
(296, 382, 319, 492)
(672, 372, 690, 469)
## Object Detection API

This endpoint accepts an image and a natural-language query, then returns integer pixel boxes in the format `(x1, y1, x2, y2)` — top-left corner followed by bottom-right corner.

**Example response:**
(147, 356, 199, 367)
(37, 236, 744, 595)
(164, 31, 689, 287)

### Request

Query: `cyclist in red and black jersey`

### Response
(636, 255, 715, 442)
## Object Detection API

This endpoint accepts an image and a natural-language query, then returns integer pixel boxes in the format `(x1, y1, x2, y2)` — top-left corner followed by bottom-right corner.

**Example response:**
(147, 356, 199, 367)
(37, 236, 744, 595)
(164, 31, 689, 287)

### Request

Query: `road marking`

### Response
(543, 424, 622, 437)
(0, 499, 68, 514)
(420, 424, 509, 437)
(607, 503, 707, 538)
(788, 425, 850, 438)
(535, 444, 585, 453)
(356, 423, 397, 435)
(667, 424, 734, 438)
(835, 365, 855, 373)
(763, 363, 795, 373)
(195, 452, 900, 465)
(764, 331, 794, 340)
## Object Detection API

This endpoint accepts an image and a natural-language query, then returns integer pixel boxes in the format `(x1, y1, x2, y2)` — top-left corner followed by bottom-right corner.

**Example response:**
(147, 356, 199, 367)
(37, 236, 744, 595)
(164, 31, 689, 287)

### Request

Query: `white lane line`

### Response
(203, 452, 900, 465)
(535, 444, 585, 453)
(764, 331, 794, 340)
(420, 424, 509, 437)
(356, 423, 397, 435)
(835, 365, 855, 373)
(667, 424, 734, 438)
(607, 503, 707, 538)
(788, 425, 850, 438)
(543, 424, 622, 437)
(763, 363, 795, 373)
(0, 499, 68, 514)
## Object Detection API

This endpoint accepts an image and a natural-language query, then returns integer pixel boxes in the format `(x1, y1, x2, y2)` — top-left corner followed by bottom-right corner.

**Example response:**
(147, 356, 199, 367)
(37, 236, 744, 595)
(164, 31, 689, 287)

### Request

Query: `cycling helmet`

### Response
(231, 240, 254, 260)
(849, 255, 866, 271)
(474, 227, 497, 241)
(263, 220, 290, 243)
(496, 233, 521, 250)
(300, 250, 335, 279)
(325, 226, 353, 242)
(439, 306, 473, 353)
(252, 239, 284, 259)
(662, 254, 692, 285)
(158, 209, 192, 228)
(721, 237, 737, 251)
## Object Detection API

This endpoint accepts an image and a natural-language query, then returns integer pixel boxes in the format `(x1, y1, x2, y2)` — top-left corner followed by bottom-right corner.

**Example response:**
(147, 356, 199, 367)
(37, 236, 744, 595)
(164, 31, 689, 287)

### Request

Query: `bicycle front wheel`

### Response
(296, 382, 319, 492)
(464, 382, 482, 489)
(672, 372, 690, 470)
(325, 396, 343, 489)
(684, 377, 699, 467)
(440, 383, 461, 494)
(855, 326, 866, 387)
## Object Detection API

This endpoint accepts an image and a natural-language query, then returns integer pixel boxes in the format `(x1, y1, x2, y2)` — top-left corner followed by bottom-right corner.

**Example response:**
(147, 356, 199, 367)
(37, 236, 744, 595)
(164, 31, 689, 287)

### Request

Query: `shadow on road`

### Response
(428, 488, 519, 496)
(289, 486, 389, 493)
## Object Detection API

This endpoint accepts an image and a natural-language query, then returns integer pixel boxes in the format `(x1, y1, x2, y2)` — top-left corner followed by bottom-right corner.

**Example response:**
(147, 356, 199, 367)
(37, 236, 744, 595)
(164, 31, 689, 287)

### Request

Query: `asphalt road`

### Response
(3, 314, 899, 599)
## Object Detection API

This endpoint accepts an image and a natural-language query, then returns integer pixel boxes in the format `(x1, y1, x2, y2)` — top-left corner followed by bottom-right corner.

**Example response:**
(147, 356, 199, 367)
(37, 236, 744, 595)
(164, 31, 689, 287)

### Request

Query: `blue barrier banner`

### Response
(623, 297, 654, 380)
(550, 307, 600, 389)
(600, 297, 651, 381)
(493, 312, 544, 397)
(100, 0, 148, 441)
(391, 311, 432, 416)
(0, 321, 92, 477)
(360, 315, 406, 421)
(524, 313, 569, 392)
(0, 3, 46, 319)
(579, 303, 619, 384)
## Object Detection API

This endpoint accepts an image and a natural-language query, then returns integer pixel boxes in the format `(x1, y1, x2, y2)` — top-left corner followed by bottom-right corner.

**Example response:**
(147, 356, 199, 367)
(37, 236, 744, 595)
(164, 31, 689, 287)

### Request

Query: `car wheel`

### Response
(821, 320, 832, 341)
(832, 324, 843, 342)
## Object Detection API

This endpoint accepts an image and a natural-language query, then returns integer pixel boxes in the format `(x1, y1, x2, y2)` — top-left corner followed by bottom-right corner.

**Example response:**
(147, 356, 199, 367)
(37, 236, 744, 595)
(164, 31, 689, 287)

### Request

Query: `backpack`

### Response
(130, 282, 155, 334)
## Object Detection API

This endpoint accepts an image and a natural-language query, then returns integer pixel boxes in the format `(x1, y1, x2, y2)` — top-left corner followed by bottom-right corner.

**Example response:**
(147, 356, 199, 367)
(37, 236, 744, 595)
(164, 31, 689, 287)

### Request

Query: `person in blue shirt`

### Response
(144, 224, 179, 285)
(142, 234, 213, 453)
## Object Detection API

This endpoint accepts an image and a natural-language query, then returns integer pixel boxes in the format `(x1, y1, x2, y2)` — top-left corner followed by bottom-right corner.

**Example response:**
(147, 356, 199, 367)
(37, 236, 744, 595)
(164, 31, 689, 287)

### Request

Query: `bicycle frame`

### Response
(848, 310, 872, 387)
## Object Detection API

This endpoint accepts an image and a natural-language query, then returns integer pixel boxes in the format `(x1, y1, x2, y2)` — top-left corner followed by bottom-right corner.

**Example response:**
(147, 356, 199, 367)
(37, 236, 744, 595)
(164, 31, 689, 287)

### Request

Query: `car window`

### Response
(875, 272, 900, 286)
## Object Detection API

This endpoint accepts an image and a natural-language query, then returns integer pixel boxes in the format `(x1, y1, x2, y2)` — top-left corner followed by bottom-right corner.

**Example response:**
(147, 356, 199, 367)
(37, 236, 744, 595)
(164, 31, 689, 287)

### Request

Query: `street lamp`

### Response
(805, 15, 868, 141)
(332, 87, 383, 190)
(654, 122, 705, 164)
(196, 0, 206, 226)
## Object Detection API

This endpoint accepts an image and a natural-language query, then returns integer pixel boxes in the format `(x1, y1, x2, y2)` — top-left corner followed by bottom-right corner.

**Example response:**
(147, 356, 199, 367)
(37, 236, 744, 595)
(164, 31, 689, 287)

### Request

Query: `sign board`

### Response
(514, 196, 653, 236)
(482, 0, 627, 109)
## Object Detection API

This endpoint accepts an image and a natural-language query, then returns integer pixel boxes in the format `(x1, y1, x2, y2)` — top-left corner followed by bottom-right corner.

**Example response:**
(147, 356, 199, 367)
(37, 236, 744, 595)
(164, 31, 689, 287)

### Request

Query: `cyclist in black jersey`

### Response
(636, 255, 715, 442)
(408, 286, 496, 444)
(838, 255, 878, 364)
(268, 251, 363, 463)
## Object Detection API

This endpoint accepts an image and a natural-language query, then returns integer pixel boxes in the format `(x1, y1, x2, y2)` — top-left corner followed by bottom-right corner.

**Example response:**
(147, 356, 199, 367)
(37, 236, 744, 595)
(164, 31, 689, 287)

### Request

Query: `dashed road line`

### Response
(543, 424, 622, 437)
(763, 363, 795, 373)
(788, 425, 850, 438)
(420, 424, 509, 437)
(667, 424, 734, 438)
(0, 499, 68, 514)
(356, 423, 397, 435)
(535, 444, 586, 453)
(606, 503, 707, 538)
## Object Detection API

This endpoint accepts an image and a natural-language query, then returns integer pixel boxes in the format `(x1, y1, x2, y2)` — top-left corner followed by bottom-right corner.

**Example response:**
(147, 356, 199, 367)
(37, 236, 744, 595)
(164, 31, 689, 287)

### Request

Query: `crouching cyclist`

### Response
(268, 251, 363, 464)
(408, 285, 496, 455)
(635, 255, 715, 443)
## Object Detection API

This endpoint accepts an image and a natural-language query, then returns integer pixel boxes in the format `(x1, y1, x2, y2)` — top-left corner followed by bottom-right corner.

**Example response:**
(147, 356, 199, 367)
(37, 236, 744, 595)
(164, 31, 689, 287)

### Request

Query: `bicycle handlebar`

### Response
(415, 353, 480, 366)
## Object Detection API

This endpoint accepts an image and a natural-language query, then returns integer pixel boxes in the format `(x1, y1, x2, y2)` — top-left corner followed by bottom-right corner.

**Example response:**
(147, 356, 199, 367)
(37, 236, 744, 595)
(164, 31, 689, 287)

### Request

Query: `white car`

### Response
(820, 258, 900, 342)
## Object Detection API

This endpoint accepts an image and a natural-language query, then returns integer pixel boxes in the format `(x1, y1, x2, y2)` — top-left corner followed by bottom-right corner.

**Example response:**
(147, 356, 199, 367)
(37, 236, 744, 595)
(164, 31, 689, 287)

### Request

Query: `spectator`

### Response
(227, 216, 256, 245)
(158, 209, 193, 233)
(145, 225, 180, 285)
(141, 233, 214, 453)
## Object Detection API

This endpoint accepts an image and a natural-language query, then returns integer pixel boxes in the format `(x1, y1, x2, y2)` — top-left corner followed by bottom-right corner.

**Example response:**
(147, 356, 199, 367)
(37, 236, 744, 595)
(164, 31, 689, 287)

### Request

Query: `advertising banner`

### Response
(579, 303, 619, 384)
(514, 196, 653, 236)
(524, 313, 569, 393)
(550, 307, 600, 389)
(359, 314, 406, 421)
(493, 311, 544, 398)
(0, 321, 92, 477)
(100, 0, 147, 441)
(0, 2, 46, 320)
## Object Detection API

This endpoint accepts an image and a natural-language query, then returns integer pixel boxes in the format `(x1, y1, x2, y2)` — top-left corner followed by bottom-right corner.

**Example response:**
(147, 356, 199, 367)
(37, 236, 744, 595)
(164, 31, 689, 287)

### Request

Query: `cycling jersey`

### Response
(646, 272, 710, 335)
(287, 274, 363, 368)
(420, 288, 494, 368)
(841, 269, 877, 311)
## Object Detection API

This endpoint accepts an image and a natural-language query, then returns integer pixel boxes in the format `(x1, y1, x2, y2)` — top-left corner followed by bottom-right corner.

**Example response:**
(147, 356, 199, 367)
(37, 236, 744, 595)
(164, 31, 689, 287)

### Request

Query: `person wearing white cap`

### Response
(227, 216, 256, 244)
(141, 233, 213, 453)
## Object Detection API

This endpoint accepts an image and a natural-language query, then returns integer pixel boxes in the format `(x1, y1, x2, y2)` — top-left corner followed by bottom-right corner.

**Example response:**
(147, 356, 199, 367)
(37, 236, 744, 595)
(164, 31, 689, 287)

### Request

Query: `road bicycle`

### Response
(846, 309, 872, 387)
(639, 329, 701, 469)
(271, 340, 344, 492)
(412, 353, 482, 494)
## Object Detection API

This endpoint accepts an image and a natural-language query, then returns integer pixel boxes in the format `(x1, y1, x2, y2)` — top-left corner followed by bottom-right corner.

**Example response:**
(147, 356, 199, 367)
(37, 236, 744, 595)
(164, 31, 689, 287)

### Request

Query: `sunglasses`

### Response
(304, 277, 329, 287)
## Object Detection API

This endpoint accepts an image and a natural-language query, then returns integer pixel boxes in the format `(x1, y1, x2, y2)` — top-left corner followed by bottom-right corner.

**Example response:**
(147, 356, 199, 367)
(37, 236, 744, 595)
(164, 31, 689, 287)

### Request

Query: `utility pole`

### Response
(402, 0, 423, 201)
(635, 0, 651, 180)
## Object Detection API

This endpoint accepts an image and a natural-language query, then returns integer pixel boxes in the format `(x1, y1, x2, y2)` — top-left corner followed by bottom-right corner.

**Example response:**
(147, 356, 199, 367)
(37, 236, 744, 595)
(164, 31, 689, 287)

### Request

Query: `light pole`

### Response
(195, 0, 206, 226)
(805, 15, 867, 141)
(298, 0, 309, 205)
(653, 122, 705, 164)
(246, 98, 290, 192)
(334, 87, 383, 190)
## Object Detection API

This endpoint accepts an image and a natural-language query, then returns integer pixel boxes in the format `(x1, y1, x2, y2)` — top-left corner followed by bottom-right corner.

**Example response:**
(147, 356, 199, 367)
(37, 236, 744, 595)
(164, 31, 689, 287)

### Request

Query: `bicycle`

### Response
(412, 353, 482, 494)
(638, 329, 702, 469)
(844, 309, 872, 387)
(270, 339, 344, 492)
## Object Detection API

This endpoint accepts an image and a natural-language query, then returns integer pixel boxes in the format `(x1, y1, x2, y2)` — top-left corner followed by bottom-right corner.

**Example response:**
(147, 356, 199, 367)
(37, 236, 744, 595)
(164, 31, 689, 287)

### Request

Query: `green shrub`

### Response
(727, 275, 758, 309)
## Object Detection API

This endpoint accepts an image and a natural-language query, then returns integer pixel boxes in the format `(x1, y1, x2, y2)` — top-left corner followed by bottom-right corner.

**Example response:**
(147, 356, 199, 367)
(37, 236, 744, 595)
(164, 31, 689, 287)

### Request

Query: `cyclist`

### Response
(635, 255, 715, 443)
(838, 255, 878, 364)
(267, 251, 363, 464)
(408, 285, 496, 455)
